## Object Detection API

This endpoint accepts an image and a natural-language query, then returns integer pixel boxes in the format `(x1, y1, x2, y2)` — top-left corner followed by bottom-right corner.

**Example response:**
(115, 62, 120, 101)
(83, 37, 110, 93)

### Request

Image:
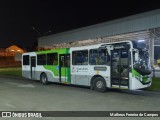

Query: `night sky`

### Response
(0, 0, 160, 50)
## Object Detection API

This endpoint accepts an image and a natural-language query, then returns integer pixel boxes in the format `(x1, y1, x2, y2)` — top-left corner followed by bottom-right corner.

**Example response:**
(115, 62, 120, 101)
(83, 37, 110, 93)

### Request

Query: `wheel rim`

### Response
(42, 75, 46, 83)
(96, 81, 103, 88)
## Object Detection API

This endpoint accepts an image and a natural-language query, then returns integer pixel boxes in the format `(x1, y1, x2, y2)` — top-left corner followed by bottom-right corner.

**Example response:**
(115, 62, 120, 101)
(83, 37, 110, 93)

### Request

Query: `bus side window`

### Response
(47, 53, 58, 65)
(89, 49, 108, 65)
(106, 50, 110, 65)
(23, 55, 30, 65)
(66, 54, 70, 67)
(72, 52, 77, 65)
(53, 53, 58, 65)
(72, 50, 88, 65)
(37, 54, 46, 65)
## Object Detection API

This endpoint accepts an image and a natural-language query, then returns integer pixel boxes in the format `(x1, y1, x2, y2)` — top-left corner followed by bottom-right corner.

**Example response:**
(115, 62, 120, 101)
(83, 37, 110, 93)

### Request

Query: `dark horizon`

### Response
(0, 1, 160, 49)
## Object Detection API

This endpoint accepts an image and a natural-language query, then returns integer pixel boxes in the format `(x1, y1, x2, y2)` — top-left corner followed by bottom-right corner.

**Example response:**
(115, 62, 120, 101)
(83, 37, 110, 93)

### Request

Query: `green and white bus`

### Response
(22, 40, 152, 92)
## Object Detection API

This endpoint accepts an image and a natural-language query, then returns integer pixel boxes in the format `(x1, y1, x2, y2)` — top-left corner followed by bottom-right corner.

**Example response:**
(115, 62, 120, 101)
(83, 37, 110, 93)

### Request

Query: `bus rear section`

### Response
(22, 52, 36, 79)
(22, 48, 71, 84)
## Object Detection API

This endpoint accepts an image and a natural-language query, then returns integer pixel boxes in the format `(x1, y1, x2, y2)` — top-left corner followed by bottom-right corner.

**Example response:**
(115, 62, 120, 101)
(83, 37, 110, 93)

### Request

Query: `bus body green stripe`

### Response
(66, 48, 71, 83)
(36, 48, 67, 54)
(132, 68, 151, 84)
(38, 48, 71, 83)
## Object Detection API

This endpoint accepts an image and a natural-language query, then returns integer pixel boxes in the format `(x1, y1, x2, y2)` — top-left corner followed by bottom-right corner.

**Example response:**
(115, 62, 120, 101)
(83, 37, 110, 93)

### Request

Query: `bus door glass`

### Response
(31, 56, 36, 79)
(111, 50, 129, 88)
(59, 54, 70, 83)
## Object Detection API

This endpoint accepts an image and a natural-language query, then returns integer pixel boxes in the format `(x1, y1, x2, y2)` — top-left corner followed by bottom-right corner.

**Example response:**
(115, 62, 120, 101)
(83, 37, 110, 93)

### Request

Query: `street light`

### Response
(31, 26, 51, 37)
(43, 30, 51, 36)
(31, 26, 42, 37)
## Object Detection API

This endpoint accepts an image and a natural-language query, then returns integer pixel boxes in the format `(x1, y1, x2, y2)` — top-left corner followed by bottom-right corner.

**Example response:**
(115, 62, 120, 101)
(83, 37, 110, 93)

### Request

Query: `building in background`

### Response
(6, 45, 24, 53)
(38, 9, 160, 69)
(0, 45, 25, 56)
(0, 45, 25, 67)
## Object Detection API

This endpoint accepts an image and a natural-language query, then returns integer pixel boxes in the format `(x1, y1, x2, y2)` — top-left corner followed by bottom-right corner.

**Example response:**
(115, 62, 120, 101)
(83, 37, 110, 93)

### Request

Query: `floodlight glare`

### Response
(138, 40, 145, 42)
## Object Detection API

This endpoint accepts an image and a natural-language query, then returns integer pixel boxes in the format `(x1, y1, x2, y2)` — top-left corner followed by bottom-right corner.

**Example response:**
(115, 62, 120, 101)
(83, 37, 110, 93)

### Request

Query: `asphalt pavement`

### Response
(0, 77, 160, 120)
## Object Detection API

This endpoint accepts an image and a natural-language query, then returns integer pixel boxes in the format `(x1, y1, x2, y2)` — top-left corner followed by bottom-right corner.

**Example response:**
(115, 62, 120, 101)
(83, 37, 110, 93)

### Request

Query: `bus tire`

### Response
(93, 77, 106, 92)
(40, 73, 48, 85)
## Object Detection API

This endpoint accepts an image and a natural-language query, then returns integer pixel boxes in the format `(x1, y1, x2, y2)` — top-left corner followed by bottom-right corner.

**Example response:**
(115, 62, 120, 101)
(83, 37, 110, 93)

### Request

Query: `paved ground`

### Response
(0, 77, 160, 120)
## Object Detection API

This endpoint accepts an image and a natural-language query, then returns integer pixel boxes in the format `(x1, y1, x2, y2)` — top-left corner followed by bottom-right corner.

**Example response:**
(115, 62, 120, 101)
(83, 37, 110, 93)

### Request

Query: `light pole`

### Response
(31, 26, 42, 37)
(31, 26, 51, 50)
(43, 30, 51, 36)
(31, 26, 51, 37)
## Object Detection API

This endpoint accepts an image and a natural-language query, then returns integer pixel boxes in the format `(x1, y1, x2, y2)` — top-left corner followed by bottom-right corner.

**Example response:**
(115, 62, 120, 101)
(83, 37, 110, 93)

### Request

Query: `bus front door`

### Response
(30, 56, 36, 79)
(111, 50, 129, 88)
(59, 54, 70, 83)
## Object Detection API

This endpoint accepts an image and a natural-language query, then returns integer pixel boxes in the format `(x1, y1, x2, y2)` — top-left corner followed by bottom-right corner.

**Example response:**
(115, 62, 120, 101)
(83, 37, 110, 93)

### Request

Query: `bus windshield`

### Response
(132, 40, 151, 75)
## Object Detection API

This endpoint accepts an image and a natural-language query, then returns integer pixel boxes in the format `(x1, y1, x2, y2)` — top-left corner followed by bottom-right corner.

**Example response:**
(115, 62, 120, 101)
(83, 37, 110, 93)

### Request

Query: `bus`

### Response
(22, 40, 152, 92)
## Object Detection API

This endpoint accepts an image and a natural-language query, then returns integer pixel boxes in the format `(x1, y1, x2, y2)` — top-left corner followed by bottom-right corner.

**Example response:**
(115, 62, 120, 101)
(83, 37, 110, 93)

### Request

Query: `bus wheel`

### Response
(93, 77, 106, 92)
(40, 73, 48, 85)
